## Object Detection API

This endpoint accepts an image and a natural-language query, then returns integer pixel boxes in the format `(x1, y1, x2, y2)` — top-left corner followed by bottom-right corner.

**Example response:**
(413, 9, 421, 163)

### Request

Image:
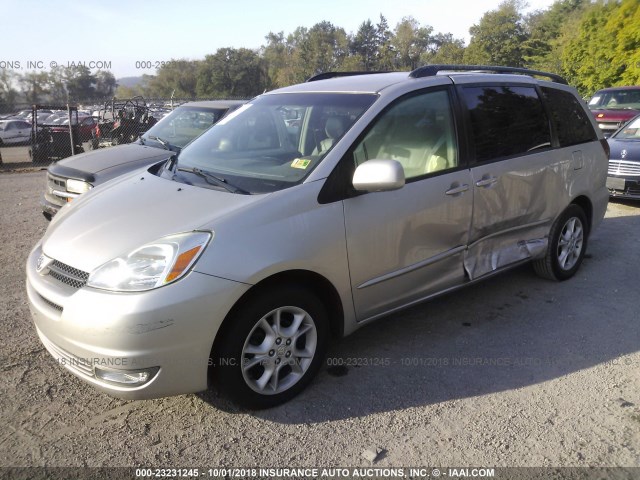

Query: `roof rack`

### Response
(306, 71, 391, 82)
(409, 64, 568, 85)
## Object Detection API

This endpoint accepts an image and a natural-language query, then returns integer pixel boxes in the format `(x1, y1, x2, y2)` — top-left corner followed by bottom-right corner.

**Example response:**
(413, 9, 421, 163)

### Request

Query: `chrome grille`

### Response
(39, 332, 94, 378)
(609, 160, 640, 177)
(48, 260, 89, 289)
(47, 173, 66, 189)
(45, 173, 69, 208)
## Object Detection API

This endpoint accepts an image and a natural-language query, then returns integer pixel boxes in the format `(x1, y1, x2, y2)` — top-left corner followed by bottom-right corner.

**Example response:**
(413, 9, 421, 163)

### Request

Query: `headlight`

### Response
(66, 179, 92, 194)
(87, 231, 211, 292)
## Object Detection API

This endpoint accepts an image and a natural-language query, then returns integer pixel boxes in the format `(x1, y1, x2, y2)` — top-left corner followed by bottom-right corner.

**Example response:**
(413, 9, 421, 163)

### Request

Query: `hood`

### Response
(50, 143, 170, 181)
(608, 138, 640, 161)
(590, 109, 639, 123)
(42, 171, 263, 272)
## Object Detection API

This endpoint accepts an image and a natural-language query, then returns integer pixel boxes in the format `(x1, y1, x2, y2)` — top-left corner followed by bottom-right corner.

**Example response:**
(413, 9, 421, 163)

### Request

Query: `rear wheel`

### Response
(212, 286, 328, 409)
(533, 204, 588, 281)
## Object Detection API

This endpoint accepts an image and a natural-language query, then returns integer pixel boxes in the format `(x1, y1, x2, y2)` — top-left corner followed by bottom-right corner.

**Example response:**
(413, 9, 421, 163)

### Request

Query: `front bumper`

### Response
(26, 243, 250, 399)
(41, 172, 80, 219)
(41, 192, 73, 219)
(597, 121, 624, 138)
(606, 176, 640, 200)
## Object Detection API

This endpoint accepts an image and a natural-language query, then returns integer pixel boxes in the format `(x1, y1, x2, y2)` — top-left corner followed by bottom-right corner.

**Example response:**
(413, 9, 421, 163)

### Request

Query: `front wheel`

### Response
(533, 204, 588, 281)
(212, 286, 328, 409)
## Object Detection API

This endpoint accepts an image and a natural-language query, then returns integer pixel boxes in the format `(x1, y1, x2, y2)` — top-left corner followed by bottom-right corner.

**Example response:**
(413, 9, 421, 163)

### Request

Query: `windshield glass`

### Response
(589, 90, 640, 110)
(174, 93, 377, 194)
(613, 117, 640, 140)
(142, 106, 229, 148)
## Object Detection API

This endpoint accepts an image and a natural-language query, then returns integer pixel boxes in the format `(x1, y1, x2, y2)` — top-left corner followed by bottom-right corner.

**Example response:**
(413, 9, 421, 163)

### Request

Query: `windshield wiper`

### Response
(176, 167, 250, 194)
(147, 135, 172, 150)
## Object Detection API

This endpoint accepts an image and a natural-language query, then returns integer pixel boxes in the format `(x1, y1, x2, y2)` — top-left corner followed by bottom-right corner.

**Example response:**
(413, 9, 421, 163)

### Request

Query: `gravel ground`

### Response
(0, 171, 639, 469)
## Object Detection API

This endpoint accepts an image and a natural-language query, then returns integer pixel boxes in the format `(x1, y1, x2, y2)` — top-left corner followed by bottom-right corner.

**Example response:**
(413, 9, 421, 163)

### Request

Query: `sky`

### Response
(1, 0, 558, 79)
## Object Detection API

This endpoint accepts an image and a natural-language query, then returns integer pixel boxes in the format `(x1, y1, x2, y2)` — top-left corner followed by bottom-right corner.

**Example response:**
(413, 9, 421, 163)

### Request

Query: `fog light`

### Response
(94, 366, 159, 386)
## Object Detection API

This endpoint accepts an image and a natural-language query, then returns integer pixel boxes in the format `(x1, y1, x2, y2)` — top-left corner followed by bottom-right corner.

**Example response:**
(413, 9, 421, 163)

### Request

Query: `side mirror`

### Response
(352, 159, 405, 192)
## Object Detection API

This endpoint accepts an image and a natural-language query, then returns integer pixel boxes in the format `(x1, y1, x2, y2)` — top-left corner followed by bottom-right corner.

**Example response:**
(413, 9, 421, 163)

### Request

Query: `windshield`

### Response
(613, 117, 640, 140)
(173, 93, 377, 194)
(142, 105, 229, 149)
(589, 90, 640, 110)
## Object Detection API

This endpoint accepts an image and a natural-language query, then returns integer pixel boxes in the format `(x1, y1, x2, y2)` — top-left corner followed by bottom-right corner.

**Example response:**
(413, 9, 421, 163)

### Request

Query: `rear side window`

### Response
(542, 87, 597, 147)
(462, 86, 551, 163)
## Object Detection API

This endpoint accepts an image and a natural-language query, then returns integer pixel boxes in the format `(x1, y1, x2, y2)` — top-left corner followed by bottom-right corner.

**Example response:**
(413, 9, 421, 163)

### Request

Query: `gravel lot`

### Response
(1, 170, 639, 469)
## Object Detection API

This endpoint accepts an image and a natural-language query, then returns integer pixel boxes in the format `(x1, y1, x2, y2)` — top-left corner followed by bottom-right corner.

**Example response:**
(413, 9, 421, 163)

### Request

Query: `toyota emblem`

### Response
(36, 254, 53, 274)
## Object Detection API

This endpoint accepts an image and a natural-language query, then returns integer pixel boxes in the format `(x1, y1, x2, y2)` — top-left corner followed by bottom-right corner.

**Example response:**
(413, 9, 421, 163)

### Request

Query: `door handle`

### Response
(475, 176, 498, 187)
(445, 184, 469, 196)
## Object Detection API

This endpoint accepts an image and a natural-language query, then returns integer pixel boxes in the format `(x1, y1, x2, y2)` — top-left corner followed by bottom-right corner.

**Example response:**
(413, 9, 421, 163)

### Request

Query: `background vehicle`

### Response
(606, 113, 640, 199)
(90, 96, 156, 148)
(27, 66, 608, 409)
(588, 86, 640, 137)
(29, 105, 84, 164)
(41, 100, 245, 219)
(0, 119, 32, 145)
(61, 115, 98, 142)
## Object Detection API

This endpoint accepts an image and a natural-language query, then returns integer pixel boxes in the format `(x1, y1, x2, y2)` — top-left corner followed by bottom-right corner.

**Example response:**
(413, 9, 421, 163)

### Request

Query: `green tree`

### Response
(115, 74, 153, 99)
(145, 60, 199, 98)
(20, 71, 50, 104)
(94, 70, 117, 99)
(0, 69, 19, 111)
(606, 0, 640, 86)
(523, 0, 588, 73)
(392, 16, 432, 70)
(376, 15, 395, 71)
(64, 65, 96, 101)
(47, 66, 68, 103)
(298, 21, 350, 77)
(196, 48, 266, 98)
(464, 0, 528, 67)
(350, 20, 379, 70)
(424, 33, 466, 65)
(262, 31, 289, 88)
(562, 1, 613, 94)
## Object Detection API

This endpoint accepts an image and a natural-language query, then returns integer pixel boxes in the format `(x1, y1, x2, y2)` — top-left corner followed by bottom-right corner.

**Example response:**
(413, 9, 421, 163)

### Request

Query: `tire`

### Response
(112, 136, 122, 146)
(533, 204, 588, 281)
(211, 285, 328, 409)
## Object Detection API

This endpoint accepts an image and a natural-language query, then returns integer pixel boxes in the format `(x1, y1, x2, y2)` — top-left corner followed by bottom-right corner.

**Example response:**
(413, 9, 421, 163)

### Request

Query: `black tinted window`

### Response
(463, 86, 551, 162)
(542, 87, 597, 147)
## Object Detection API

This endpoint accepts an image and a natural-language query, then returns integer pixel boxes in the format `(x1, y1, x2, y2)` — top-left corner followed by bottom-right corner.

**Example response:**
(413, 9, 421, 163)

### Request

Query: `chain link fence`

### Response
(0, 98, 198, 168)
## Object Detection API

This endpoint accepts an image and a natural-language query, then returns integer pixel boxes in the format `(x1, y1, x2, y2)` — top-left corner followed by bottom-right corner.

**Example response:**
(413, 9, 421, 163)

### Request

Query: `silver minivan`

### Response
(26, 66, 609, 408)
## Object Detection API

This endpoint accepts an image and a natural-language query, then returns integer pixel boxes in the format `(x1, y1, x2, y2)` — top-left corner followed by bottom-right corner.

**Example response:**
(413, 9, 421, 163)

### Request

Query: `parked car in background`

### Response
(90, 96, 156, 148)
(0, 119, 32, 145)
(27, 66, 608, 408)
(60, 115, 98, 142)
(588, 86, 640, 137)
(41, 100, 245, 219)
(606, 114, 640, 199)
